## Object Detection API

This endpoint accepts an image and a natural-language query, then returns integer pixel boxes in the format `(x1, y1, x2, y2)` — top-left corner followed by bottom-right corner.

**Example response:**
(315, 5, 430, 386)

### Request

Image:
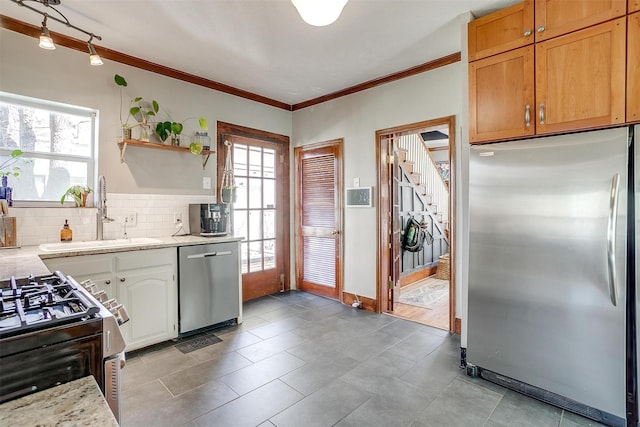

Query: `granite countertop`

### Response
(0, 234, 243, 280)
(0, 376, 118, 427)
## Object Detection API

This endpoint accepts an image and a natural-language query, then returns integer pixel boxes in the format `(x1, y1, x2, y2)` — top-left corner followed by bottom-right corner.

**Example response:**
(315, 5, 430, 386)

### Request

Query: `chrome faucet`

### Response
(96, 175, 115, 240)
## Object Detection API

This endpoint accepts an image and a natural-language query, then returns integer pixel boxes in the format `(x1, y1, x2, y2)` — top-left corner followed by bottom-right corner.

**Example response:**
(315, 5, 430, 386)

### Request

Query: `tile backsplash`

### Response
(8, 193, 217, 247)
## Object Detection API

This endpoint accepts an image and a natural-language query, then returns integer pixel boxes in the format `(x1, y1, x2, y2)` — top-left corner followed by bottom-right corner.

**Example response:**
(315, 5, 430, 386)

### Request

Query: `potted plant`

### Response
(220, 185, 237, 204)
(156, 116, 208, 152)
(60, 185, 92, 207)
(114, 74, 159, 140)
(0, 149, 24, 179)
(0, 149, 25, 206)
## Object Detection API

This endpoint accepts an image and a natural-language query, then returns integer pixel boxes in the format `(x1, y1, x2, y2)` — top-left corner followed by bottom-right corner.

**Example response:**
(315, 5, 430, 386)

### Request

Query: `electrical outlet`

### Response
(127, 212, 137, 227)
(174, 212, 182, 225)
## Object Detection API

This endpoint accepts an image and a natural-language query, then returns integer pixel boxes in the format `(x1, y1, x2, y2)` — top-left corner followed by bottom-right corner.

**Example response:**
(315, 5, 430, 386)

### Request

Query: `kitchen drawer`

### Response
(115, 248, 175, 271)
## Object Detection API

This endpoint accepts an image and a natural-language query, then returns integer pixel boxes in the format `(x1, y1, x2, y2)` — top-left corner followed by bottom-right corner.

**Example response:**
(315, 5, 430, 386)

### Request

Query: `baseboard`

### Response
(399, 266, 437, 287)
(342, 291, 377, 312)
(454, 317, 462, 335)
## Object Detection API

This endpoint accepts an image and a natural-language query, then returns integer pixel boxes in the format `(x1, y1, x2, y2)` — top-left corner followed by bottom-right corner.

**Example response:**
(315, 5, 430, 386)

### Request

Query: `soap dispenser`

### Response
(60, 219, 73, 242)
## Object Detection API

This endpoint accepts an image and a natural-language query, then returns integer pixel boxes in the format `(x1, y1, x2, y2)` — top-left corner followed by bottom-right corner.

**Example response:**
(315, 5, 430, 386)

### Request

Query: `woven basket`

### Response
(435, 253, 450, 280)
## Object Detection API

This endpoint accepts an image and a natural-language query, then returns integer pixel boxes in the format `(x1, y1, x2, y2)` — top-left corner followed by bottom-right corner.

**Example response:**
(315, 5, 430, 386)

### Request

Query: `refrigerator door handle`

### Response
(606, 173, 620, 306)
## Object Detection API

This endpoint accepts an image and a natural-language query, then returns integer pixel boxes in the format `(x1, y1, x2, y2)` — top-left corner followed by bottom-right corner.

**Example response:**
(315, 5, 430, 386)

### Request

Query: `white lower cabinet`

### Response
(43, 248, 177, 352)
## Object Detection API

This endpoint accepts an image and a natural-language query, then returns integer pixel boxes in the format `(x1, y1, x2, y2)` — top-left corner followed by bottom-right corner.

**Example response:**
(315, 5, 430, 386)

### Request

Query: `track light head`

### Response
(87, 36, 103, 66)
(38, 16, 55, 50)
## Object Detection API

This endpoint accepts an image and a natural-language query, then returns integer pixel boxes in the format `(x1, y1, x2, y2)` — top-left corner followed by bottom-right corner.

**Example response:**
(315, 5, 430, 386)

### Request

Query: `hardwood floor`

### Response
(390, 276, 450, 330)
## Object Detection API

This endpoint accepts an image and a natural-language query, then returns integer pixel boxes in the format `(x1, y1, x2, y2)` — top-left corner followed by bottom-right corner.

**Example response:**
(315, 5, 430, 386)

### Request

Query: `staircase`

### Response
(396, 133, 449, 241)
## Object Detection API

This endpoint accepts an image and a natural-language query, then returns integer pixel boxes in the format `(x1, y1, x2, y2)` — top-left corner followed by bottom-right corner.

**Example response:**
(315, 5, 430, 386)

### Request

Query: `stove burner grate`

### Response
(0, 272, 100, 339)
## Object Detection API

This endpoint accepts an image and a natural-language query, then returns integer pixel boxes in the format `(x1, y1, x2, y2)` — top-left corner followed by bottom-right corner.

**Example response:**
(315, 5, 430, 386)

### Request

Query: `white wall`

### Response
(2, 24, 474, 330)
(292, 62, 463, 307)
(0, 29, 292, 196)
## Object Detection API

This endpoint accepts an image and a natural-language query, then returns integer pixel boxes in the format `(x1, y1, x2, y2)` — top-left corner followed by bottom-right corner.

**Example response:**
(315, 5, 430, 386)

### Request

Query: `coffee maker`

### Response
(189, 204, 228, 236)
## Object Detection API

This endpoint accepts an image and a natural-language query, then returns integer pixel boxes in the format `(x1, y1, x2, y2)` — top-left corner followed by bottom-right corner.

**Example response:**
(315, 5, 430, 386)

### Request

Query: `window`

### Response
(0, 92, 97, 205)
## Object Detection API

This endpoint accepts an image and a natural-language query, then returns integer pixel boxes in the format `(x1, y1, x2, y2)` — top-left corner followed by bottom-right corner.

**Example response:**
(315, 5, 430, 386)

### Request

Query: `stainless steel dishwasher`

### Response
(178, 242, 240, 334)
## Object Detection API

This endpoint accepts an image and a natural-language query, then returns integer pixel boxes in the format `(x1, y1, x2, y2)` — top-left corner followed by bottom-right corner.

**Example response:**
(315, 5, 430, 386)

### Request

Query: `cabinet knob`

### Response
(539, 103, 545, 125)
(105, 279, 111, 285)
(537, 26, 545, 33)
(120, 277, 126, 282)
(525, 105, 531, 127)
(523, 29, 532, 37)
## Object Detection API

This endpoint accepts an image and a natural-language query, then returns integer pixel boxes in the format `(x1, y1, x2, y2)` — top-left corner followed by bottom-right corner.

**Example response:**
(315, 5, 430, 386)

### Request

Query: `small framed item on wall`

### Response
(346, 187, 373, 207)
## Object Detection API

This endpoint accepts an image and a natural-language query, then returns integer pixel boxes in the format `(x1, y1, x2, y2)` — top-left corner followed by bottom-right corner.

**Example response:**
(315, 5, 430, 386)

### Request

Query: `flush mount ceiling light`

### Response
(11, 0, 103, 66)
(291, 0, 348, 26)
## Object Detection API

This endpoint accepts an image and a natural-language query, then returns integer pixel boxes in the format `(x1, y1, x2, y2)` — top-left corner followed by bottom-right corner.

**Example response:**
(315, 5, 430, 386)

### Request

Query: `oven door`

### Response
(0, 319, 103, 403)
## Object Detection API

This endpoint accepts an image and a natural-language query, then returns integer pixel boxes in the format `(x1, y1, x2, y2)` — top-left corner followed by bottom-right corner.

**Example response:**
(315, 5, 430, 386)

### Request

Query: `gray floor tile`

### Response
(269, 379, 372, 427)
(161, 351, 252, 395)
(336, 377, 433, 427)
(219, 351, 306, 395)
(340, 351, 417, 395)
(122, 348, 199, 391)
(376, 317, 425, 339)
(194, 380, 303, 427)
(489, 389, 563, 427)
(250, 317, 310, 340)
(280, 351, 360, 395)
(119, 291, 604, 427)
(560, 410, 609, 426)
(122, 379, 173, 418)
(414, 377, 502, 427)
(387, 330, 448, 362)
(337, 330, 403, 362)
(189, 331, 263, 363)
(122, 379, 238, 427)
(399, 343, 464, 398)
(236, 331, 308, 362)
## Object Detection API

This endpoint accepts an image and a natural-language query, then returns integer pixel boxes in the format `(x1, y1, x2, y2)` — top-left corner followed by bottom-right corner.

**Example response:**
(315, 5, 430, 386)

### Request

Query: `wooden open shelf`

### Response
(117, 139, 215, 169)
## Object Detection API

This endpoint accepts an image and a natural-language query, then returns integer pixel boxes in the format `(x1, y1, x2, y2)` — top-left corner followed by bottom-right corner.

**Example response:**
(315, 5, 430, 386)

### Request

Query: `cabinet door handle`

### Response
(537, 25, 545, 33)
(539, 103, 545, 125)
(105, 279, 111, 285)
(525, 104, 531, 127)
(120, 277, 126, 282)
(523, 29, 532, 37)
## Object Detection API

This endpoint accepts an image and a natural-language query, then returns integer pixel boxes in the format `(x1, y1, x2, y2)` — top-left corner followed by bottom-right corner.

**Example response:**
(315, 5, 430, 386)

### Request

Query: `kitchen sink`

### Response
(39, 237, 163, 252)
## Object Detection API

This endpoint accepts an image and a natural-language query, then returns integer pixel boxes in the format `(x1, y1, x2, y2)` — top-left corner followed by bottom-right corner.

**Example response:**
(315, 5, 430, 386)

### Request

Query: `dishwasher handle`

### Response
(187, 250, 233, 259)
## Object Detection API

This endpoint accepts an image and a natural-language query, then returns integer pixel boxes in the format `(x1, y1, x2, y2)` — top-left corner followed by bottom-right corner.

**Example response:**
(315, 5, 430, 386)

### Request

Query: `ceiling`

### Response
(1, 0, 518, 107)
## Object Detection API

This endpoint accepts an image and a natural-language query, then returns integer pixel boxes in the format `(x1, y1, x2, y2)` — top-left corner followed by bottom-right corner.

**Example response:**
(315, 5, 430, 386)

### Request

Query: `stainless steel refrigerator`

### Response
(467, 125, 638, 426)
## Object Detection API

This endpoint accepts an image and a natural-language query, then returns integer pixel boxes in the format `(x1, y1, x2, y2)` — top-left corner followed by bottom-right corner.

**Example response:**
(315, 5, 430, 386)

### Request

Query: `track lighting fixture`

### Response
(11, 0, 103, 66)
(87, 36, 103, 66)
(38, 15, 55, 49)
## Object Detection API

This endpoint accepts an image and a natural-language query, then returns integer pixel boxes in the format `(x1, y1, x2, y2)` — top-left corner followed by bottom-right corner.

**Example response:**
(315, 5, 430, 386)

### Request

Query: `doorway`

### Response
(294, 139, 343, 300)
(216, 122, 290, 301)
(377, 116, 456, 332)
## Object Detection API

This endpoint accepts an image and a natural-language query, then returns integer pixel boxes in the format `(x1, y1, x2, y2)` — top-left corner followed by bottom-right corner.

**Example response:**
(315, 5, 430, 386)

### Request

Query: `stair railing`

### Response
(397, 133, 449, 226)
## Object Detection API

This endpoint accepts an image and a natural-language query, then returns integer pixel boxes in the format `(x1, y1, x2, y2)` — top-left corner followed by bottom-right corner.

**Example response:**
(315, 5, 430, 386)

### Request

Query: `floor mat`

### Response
(398, 278, 448, 310)
(175, 334, 222, 354)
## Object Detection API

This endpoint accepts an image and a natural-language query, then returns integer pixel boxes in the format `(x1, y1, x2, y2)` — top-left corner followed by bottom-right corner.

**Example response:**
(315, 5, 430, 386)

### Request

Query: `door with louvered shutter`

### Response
(295, 141, 342, 300)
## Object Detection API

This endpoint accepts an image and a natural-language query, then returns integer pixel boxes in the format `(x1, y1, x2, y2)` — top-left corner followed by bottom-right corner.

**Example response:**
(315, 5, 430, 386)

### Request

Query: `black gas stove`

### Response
(0, 271, 127, 422)
(0, 272, 100, 339)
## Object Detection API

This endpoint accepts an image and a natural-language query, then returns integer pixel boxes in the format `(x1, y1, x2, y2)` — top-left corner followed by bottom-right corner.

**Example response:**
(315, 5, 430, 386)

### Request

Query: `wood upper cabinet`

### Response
(534, 0, 626, 42)
(468, 0, 534, 61)
(535, 18, 626, 135)
(629, 12, 640, 122)
(469, 46, 535, 143)
(631, 0, 640, 13)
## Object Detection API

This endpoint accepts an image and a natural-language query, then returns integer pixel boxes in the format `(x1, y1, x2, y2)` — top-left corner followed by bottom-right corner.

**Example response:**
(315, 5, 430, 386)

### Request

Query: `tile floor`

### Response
(121, 291, 605, 427)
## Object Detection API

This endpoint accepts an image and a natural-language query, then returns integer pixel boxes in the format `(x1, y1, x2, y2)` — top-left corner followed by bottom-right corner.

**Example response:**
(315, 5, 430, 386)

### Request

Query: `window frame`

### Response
(0, 92, 98, 207)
